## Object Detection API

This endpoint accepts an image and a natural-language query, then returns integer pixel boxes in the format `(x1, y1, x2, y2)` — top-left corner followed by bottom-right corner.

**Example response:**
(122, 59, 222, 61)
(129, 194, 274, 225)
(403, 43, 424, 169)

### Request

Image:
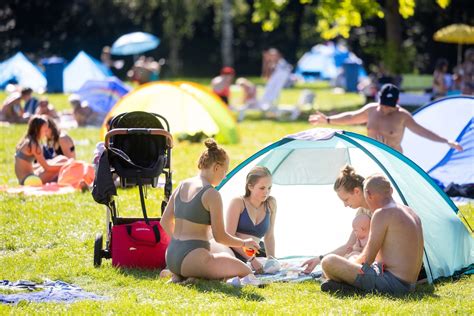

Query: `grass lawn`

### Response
(0, 86, 472, 314)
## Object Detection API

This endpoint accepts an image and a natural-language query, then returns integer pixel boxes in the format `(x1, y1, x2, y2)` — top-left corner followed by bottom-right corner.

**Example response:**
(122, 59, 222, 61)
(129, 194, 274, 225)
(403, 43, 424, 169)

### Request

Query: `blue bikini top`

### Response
(236, 199, 270, 238)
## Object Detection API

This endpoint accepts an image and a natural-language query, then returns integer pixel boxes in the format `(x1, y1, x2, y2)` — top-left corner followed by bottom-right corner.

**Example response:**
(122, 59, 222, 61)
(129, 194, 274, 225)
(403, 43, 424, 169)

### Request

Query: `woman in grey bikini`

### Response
(14, 115, 69, 185)
(161, 139, 260, 281)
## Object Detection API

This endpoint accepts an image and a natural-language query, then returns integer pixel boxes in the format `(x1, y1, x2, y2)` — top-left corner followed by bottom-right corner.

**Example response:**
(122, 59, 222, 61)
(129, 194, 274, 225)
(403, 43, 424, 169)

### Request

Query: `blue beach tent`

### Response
(76, 77, 131, 114)
(295, 43, 367, 81)
(401, 96, 474, 189)
(63, 51, 112, 92)
(0, 52, 47, 92)
(218, 128, 473, 283)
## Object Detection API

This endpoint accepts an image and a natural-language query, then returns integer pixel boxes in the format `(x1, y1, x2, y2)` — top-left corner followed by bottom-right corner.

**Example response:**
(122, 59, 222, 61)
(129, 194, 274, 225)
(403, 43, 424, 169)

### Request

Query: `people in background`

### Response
(236, 77, 257, 108)
(68, 94, 103, 126)
(211, 66, 235, 105)
(35, 98, 59, 119)
(432, 58, 451, 98)
(1, 87, 33, 123)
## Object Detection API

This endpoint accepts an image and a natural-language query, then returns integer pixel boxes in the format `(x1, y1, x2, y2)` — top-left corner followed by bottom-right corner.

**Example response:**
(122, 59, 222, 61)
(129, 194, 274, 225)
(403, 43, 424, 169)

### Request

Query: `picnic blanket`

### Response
(255, 257, 321, 284)
(1, 183, 77, 196)
(0, 280, 108, 305)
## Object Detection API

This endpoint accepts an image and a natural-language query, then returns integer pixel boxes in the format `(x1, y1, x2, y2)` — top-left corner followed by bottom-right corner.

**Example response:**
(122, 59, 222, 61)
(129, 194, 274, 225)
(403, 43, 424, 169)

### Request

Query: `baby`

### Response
(346, 214, 371, 260)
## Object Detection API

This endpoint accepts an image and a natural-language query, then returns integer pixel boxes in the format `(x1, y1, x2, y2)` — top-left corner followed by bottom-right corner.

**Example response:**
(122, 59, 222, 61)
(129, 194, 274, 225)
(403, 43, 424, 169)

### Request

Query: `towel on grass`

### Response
(255, 257, 321, 283)
(0, 280, 108, 304)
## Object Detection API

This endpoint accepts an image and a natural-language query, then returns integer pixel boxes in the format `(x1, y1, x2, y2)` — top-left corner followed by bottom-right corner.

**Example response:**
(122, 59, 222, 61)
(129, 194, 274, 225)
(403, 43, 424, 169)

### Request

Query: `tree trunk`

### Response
(384, 0, 403, 74)
(168, 34, 182, 75)
(221, 0, 233, 67)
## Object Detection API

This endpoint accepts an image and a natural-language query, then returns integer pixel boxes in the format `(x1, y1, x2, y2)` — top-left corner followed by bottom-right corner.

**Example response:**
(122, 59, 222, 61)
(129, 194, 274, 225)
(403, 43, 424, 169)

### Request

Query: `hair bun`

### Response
(341, 165, 355, 176)
(204, 138, 218, 150)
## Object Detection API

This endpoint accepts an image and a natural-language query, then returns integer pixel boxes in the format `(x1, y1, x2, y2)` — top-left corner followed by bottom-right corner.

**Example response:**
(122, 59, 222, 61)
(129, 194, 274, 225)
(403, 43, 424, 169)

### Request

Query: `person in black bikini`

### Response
(14, 115, 69, 185)
(161, 139, 260, 282)
(43, 117, 76, 159)
(225, 166, 277, 274)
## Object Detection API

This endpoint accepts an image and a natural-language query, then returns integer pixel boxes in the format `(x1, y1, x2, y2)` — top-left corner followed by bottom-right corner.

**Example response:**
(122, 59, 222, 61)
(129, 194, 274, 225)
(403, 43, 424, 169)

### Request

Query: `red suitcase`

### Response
(111, 220, 170, 269)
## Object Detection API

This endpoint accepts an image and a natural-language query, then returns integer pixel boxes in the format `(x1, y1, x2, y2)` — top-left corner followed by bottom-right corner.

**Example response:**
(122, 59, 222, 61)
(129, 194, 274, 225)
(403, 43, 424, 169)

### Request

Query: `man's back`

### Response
(375, 204, 424, 283)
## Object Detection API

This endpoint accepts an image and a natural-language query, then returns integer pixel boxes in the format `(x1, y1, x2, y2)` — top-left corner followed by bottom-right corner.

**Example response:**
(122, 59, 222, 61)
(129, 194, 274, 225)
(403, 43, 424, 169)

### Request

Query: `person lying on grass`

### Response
(319, 174, 423, 295)
(161, 138, 260, 283)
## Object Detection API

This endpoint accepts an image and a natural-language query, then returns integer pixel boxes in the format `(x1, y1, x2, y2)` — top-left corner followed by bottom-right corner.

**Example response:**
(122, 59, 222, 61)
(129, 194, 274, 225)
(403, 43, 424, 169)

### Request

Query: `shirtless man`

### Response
(308, 83, 462, 153)
(319, 174, 424, 295)
(1, 87, 33, 123)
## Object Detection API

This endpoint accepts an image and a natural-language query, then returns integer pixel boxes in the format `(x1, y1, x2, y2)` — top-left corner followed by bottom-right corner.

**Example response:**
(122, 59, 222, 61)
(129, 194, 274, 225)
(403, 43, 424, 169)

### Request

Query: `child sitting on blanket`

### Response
(345, 214, 371, 261)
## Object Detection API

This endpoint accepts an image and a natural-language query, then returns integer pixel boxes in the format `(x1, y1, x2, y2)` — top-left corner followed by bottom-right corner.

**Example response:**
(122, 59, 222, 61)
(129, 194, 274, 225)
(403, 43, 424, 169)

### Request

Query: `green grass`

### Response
(1, 88, 473, 314)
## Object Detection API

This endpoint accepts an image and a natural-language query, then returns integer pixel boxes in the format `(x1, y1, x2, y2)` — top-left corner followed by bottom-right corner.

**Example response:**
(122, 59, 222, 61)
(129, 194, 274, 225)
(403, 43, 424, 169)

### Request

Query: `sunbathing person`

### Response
(35, 98, 59, 120)
(345, 214, 371, 261)
(223, 166, 277, 274)
(160, 139, 260, 282)
(15, 115, 69, 185)
(302, 165, 371, 273)
(1, 87, 32, 123)
(43, 117, 76, 159)
(320, 174, 423, 295)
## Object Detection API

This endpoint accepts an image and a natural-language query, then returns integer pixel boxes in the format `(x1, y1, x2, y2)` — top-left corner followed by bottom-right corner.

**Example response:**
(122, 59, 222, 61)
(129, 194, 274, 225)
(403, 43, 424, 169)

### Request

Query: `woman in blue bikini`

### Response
(14, 115, 69, 185)
(226, 166, 277, 274)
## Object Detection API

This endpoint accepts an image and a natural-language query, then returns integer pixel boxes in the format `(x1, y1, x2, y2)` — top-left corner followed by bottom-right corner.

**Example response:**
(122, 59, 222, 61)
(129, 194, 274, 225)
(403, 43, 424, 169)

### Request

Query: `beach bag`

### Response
(111, 220, 170, 269)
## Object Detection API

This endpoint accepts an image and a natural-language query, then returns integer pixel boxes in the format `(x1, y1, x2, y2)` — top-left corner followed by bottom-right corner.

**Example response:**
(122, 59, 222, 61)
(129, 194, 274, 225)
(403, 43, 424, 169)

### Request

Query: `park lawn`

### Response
(1, 90, 472, 314)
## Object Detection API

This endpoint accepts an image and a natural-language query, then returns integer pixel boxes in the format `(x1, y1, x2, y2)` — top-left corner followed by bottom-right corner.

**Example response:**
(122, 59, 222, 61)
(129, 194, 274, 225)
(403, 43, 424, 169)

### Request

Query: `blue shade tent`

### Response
(217, 128, 473, 283)
(63, 51, 112, 92)
(401, 96, 474, 188)
(76, 77, 131, 114)
(295, 42, 367, 81)
(0, 52, 47, 92)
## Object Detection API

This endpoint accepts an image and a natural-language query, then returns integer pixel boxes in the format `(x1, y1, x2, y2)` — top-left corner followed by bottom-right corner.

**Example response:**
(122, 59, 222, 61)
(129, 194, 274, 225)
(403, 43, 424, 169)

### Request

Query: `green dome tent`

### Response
(218, 128, 473, 283)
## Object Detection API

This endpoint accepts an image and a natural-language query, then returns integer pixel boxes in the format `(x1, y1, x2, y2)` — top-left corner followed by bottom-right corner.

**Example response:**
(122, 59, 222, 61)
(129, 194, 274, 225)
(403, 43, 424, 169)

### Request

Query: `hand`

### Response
(301, 257, 320, 274)
(308, 111, 327, 125)
(242, 238, 260, 252)
(448, 141, 463, 151)
(250, 258, 264, 274)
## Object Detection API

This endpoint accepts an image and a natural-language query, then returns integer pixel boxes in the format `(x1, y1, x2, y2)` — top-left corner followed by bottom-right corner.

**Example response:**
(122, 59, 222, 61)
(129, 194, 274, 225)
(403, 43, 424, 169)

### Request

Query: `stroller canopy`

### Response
(218, 128, 473, 283)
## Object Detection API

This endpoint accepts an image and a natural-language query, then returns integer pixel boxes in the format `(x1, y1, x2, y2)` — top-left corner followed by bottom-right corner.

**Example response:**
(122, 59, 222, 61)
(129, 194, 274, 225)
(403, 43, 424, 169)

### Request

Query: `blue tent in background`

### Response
(63, 51, 112, 92)
(76, 77, 131, 114)
(218, 128, 473, 283)
(0, 52, 47, 92)
(402, 96, 474, 189)
(295, 43, 367, 81)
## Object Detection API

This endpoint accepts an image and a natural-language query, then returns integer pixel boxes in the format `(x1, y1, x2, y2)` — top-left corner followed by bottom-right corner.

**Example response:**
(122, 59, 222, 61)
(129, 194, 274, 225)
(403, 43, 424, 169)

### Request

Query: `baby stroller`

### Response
(92, 111, 173, 269)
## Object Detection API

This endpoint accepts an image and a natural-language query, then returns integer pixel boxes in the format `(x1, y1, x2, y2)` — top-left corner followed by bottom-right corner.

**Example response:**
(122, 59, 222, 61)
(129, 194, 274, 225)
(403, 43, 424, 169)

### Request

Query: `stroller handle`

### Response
(105, 128, 173, 148)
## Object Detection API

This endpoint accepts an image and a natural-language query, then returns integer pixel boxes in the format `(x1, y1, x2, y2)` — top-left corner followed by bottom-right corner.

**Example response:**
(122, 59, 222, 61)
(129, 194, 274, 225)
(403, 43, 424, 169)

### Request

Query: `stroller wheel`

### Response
(94, 233, 103, 267)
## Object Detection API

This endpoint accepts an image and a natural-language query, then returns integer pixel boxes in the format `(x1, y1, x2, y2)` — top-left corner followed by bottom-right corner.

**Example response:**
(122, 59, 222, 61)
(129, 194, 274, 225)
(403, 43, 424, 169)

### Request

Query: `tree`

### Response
(252, 0, 452, 74)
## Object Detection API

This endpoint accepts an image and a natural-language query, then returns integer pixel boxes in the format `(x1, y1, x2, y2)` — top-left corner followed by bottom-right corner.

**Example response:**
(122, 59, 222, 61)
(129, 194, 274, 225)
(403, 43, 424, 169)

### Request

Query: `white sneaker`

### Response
(226, 276, 242, 287)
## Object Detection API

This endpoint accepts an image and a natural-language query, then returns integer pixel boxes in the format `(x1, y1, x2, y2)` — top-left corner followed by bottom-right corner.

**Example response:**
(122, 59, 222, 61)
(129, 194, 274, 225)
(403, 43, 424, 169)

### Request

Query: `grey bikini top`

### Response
(174, 184, 212, 225)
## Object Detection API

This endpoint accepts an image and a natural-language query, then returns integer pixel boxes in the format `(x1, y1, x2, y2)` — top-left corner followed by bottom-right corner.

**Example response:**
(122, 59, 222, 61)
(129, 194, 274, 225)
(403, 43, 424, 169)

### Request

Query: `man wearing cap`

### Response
(211, 66, 235, 105)
(308, 83, 462, 153)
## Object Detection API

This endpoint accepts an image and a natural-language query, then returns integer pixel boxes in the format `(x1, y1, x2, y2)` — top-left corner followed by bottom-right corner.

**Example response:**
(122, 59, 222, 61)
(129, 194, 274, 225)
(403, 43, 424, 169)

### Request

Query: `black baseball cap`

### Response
(379, 83, 399, 107)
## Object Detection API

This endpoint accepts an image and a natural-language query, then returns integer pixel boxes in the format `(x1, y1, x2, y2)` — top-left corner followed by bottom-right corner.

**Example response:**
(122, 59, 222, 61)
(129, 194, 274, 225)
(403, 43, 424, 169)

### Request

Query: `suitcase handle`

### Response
(125, 224, 161, 246)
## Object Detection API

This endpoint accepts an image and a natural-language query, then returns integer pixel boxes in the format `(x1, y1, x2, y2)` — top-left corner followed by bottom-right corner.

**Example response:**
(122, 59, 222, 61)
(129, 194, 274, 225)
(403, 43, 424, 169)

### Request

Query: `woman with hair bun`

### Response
(302, 165, 371, 273)
(161, 138, 260, 282)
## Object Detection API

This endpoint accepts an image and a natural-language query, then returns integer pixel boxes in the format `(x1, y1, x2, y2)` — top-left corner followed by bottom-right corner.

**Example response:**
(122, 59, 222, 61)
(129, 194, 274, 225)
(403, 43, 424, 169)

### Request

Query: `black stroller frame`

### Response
(92, 111, 173, 267)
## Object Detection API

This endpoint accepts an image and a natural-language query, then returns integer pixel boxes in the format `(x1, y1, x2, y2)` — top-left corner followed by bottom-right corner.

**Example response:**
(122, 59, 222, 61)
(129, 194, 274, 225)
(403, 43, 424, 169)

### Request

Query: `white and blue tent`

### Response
(0, 52, 47, 92)
(401, 96, 474, 189)
(218, 128, 473, 283)
(63, 51, 112, 92)
(295, 43, 367, 81)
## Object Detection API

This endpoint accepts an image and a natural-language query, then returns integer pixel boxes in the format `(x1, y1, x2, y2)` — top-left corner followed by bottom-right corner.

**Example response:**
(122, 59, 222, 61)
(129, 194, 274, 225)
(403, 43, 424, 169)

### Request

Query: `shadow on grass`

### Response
(325, 282, 438, 300)
(115, 269, 265, 301)
(184, 280, 265, 301)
